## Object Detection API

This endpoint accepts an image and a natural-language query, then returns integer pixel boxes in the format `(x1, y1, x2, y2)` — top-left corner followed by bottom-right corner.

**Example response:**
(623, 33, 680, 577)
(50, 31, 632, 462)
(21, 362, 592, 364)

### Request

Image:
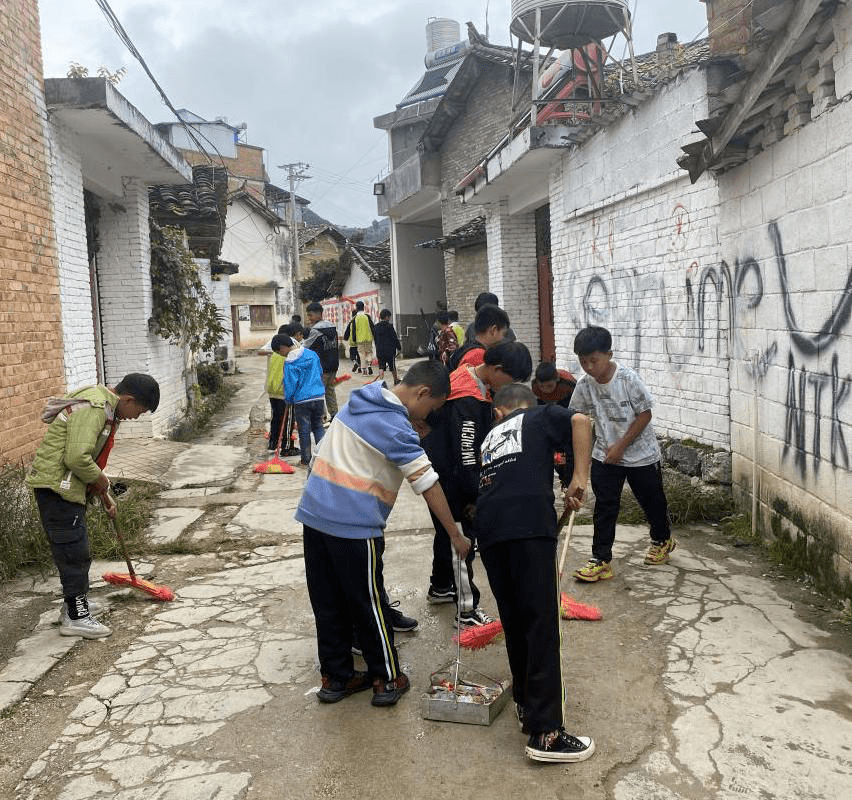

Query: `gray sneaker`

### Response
(59, 614, 112, 639)
(56, 598, 105, 625)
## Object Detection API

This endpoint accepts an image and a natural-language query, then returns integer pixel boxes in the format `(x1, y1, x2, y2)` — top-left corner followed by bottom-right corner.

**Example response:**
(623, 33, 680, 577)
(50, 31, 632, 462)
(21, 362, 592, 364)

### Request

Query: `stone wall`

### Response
(0, 0, 66, 461)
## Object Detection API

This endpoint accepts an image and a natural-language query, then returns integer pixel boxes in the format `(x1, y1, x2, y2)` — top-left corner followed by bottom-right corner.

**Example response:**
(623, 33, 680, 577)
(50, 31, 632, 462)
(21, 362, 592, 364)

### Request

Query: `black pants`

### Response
(479, 537, 563, 734)
(591, 459, 670, 563)
(269, 397, 285, 449)
(303, 525, 401, 683)
(429, 510, 479, 612)
(34, 488, 90, 598)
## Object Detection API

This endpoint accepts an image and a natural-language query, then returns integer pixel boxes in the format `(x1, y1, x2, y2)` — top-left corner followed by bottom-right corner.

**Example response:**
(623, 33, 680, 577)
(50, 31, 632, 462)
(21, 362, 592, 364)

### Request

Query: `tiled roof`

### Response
(298, 225, 346, 250)
(148, 165, 228, 258)
(416, 215, 486, 250)
(331, 241, 391, 294)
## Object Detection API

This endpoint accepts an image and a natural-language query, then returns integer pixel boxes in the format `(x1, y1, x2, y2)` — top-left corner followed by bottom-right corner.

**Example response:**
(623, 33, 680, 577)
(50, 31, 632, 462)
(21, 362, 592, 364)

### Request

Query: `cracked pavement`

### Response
(0, 356, 850, 799)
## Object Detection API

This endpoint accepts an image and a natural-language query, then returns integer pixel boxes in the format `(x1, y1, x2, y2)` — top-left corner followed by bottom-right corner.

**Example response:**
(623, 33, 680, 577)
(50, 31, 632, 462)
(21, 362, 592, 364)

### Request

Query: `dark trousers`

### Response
(591, 459, 670, 563)
(302, 525, 401, 683)
(34, 488, 90, 598)
(479, 538, 563, 734)
(429, 510, 480, 612)
(293, 399, 325, 464)
(269, 397, 285, 449)
(321, 372, 338, 418)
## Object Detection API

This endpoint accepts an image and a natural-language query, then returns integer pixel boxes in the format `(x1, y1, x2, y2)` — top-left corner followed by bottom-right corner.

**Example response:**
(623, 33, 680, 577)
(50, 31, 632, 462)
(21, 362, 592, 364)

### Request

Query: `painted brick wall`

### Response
(47, 118, 99, 389)
(0, 0, 66, 462)
(718, 87, 852, 585)
(548, 68, 727, 446)
(95, 180, 186, 437)
(486, 201, 540, 362)
(439, 61, 517, 315)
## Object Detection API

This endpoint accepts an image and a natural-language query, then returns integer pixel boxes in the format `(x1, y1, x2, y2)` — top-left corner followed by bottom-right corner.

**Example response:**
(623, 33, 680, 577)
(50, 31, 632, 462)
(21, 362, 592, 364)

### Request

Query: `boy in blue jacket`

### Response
(295, 360, 471, 707)
(272, 333, 325, 467)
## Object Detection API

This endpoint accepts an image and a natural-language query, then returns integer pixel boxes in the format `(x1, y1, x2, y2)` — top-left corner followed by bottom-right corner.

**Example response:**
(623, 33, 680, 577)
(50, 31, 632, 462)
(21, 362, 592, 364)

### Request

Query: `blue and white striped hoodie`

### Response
(294, 381, 439, 539)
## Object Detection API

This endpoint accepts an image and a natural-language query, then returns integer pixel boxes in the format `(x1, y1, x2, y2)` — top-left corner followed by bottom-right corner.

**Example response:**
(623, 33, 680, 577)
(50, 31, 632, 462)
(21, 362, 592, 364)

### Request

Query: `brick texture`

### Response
(0, 0, 65, 462)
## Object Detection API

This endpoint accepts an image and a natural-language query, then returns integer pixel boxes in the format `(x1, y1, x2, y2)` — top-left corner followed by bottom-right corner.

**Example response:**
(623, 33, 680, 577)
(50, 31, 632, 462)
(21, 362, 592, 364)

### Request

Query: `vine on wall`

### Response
(149, 223, 225, 354)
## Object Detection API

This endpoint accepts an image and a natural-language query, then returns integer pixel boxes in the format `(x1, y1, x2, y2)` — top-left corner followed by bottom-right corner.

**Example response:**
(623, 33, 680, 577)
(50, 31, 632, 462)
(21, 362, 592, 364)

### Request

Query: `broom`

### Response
(456, 506, 599, 649)
(102, 513, 175, 601)
(253, 405, 295, 474)
(557, 508, 602, 621)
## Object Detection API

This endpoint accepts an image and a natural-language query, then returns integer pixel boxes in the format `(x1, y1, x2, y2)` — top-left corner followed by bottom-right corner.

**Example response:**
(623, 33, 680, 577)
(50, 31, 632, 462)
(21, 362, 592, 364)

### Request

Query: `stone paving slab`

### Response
(163, 445, 249, 489)
(106, 439, 191, 485)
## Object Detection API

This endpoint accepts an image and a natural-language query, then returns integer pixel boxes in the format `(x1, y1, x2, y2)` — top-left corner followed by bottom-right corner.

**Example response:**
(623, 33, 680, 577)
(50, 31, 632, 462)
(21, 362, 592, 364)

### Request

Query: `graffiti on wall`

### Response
(563, 208, 852, 478)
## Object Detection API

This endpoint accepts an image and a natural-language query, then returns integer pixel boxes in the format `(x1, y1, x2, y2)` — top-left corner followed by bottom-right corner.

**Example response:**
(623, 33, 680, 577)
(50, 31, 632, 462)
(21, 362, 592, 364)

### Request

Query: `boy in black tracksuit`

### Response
(373, 308, 402, 384)
(476, 383, 595, 764)
(422, 341, 532, 626)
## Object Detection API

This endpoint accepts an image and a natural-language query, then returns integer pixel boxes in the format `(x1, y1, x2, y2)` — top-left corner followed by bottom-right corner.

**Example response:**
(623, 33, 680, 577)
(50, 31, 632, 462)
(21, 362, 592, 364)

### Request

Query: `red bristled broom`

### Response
(253, 406, 295, 474)
(455, 506, 601, 650)
(102, 515, 175, 601)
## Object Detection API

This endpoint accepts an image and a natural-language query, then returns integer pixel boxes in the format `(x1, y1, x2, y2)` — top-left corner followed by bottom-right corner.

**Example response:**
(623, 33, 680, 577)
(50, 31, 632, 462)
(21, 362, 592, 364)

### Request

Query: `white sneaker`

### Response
(59, 614, 112, 639)
(56, 598, 105, 625)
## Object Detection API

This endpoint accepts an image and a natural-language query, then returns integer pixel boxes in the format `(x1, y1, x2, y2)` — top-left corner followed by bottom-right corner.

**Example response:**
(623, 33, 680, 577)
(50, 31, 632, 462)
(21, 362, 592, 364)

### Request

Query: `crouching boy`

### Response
(295, 361, 470, 707)
(476, 384, 595, 763)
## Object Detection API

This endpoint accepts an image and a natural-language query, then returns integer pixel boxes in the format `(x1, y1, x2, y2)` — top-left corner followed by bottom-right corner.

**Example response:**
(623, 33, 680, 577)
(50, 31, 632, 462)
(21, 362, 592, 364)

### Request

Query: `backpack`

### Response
(436, 327, 459, 365)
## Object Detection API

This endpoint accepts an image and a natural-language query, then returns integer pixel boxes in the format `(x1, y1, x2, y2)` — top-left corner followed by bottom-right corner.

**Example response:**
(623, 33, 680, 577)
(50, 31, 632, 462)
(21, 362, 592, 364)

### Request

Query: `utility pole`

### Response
(277, 161, 310, 317)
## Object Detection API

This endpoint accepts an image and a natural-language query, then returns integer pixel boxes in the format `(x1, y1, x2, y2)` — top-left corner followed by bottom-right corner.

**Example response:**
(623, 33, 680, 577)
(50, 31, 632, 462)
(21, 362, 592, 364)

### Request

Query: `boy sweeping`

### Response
(295, 360, 470, 707)
(476, 383, 594, 763)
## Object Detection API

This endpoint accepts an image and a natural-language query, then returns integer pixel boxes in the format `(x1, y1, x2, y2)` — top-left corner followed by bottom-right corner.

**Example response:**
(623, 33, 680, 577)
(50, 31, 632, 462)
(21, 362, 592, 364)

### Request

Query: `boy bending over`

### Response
(295, 361, 470, 707)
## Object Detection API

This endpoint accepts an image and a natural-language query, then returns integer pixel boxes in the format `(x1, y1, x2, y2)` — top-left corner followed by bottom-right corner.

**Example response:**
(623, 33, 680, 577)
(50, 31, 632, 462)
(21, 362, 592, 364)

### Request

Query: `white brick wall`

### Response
(719, 88, 852, 581)
(96, 180, 186, 438)
(47, 119, 98, 389)
(548, 68, 728, 447)
(485, 200, 541, 363)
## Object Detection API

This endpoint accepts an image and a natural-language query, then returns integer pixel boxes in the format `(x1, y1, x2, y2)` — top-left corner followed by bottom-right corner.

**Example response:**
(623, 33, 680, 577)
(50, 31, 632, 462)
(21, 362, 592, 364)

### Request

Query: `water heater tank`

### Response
(510, 0, 630, 49)
(426, 17, 461, 53)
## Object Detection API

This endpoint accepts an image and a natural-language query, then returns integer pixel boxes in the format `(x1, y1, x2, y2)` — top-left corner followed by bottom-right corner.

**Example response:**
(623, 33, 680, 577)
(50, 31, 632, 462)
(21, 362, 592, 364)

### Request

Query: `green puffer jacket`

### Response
(25, 385, 119, 505)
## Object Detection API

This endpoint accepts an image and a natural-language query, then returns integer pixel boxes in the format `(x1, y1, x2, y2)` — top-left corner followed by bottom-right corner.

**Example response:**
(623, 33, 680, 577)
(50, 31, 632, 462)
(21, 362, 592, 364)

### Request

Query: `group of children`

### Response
(297, 314, 675, 764)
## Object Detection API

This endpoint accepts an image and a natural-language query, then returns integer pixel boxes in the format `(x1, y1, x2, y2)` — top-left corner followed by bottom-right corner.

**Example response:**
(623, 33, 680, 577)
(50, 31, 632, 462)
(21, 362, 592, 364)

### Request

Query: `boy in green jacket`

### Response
(26, 374, 160, 639)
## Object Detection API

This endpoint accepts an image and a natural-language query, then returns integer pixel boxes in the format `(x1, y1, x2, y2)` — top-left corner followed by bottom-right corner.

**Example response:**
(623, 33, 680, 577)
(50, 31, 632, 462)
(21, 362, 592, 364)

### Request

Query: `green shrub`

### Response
(196, 363, 224, 396)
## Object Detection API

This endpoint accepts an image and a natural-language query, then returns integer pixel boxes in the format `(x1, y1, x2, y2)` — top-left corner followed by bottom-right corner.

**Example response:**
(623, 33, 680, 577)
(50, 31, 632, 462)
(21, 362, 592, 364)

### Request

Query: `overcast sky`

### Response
(38, 0, 709, 227)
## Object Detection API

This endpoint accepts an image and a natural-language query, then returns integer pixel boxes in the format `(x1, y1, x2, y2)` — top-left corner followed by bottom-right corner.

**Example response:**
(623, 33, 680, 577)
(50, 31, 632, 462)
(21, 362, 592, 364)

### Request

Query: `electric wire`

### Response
(690, 0, 757, 43)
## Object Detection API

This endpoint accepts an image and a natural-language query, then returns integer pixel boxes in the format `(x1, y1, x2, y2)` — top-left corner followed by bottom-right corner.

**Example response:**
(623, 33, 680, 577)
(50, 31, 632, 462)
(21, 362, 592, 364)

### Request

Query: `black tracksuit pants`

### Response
(591, 459, 670, 563)
(479, 537, 563, 734)
(34, 488, 91, 599)
(302, 525, 401, 683)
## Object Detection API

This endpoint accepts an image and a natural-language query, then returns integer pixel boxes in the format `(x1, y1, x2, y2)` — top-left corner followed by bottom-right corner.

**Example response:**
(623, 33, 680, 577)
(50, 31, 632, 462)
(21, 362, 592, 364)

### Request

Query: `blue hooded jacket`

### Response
(294, 381, 439, 539)
(284, 346, 325, 405)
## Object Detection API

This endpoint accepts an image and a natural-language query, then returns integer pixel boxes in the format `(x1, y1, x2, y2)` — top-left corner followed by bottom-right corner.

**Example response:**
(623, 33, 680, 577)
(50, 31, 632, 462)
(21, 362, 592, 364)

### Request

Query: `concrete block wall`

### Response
(549, 68, 728, 446)
(47, 119, 99, 389)
(486, 200, 540, 362)
(718, 90, 852, 587)
(96, 180, 186, 437)
(439, 61, 517, 314)
(0, 0, 66, 462)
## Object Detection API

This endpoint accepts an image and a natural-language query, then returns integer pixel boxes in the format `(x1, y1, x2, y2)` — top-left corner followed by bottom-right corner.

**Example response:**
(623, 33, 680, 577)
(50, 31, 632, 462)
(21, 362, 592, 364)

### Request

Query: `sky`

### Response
(38, 0, 709, 228)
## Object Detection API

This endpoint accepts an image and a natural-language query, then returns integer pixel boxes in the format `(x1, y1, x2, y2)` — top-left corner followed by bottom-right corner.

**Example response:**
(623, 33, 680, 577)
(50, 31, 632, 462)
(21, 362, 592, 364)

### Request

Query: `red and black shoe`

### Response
(316, 671, 371, 704)
(371, 673, 410, 707)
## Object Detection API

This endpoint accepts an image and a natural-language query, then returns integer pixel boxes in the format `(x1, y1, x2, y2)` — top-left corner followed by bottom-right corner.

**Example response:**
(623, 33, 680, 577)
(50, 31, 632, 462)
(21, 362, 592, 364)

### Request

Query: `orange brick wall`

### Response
(0, 0, 65, 462)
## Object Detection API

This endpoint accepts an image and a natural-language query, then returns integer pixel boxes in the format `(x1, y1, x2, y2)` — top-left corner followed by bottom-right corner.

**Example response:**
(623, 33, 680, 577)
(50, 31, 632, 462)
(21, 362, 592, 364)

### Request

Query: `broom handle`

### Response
(557, 508, 576, 578)
(109, 511, 136, 580)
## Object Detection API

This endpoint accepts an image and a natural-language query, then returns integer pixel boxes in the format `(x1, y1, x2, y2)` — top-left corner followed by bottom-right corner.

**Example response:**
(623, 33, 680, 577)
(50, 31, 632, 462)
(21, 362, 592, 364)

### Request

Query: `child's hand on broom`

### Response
(563, 479, 586, 511)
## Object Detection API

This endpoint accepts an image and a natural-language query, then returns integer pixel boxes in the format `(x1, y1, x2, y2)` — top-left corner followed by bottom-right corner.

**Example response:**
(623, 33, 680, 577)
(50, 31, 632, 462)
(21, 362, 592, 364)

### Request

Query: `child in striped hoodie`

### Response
(295, 360, 470, 707)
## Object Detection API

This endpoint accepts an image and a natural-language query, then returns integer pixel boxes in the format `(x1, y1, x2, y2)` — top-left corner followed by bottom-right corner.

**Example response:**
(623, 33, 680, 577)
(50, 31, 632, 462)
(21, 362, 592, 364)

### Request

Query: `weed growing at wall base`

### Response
(170, 374, 238, 442)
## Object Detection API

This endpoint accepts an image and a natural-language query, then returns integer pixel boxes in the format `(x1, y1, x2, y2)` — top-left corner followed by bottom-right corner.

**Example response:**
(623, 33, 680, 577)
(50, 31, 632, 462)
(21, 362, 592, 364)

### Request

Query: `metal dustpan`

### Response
(420, 658, 511, 726)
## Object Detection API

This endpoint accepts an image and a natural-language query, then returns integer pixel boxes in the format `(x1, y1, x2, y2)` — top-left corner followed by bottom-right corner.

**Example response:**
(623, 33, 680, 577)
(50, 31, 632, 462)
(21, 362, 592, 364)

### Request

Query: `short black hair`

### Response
(473, 304, 510, 333)
(535, 362, 559, 383)
(277, 324, 289, 335)
(492, 383, 536, 411)
(379, 308, 392, 319)
(448, 310, 459, 321)
(114, 373, 160, 412)
(484, 341, 532, 381)
(474, 292, 499, 311)
(355, 300, 365, 311)
(400, 359, 451, 397)
(281, 323, 302, 338)
(573, 326, 612, 356)
(291, 314, 302, 323)
(436, 310, 450, 324)
(271, 334, 294, 351)
(306, 302, 323, 314)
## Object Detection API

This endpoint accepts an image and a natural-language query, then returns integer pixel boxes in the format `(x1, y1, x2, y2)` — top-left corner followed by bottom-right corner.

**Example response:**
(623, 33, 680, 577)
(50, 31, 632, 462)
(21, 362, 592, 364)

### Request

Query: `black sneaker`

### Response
(316, 671, 371, 704)
(371, 674, 410, 707)
(388, 602, 418, 632)
(426, 585, 455, 605)
(454, 607, 495, 629)
(525, 729, 595, 763)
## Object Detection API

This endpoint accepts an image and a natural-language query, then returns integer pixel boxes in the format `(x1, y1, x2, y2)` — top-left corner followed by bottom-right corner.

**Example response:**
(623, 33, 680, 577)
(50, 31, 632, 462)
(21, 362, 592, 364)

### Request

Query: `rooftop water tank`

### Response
(426, 17, 461, 54)
(510, 0, 630, 49)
